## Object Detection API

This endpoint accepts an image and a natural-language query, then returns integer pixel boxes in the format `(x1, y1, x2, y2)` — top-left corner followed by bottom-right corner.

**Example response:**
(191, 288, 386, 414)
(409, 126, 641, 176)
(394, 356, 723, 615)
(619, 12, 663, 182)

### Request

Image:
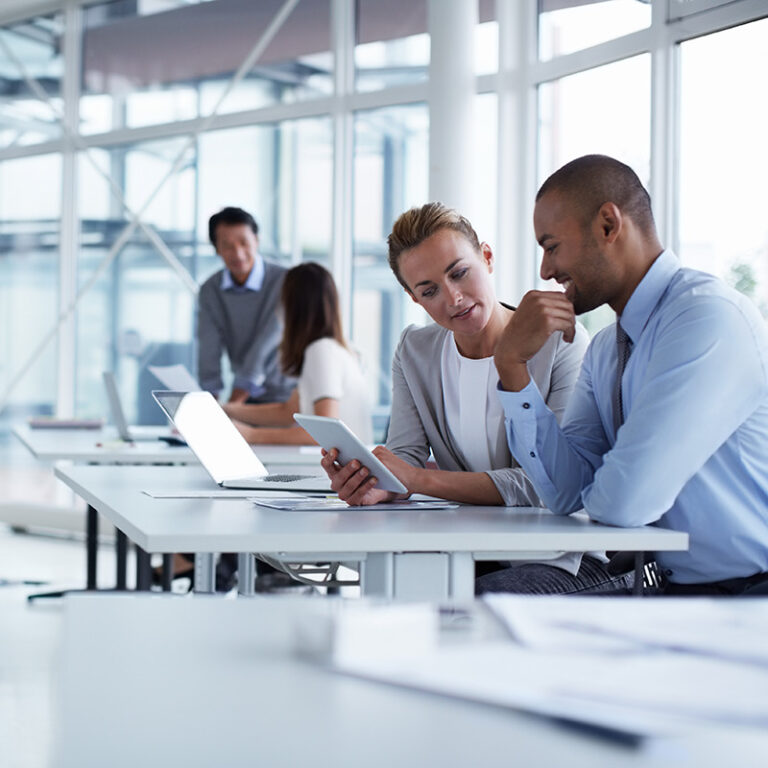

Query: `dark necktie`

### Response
(612, 322, 631, 434)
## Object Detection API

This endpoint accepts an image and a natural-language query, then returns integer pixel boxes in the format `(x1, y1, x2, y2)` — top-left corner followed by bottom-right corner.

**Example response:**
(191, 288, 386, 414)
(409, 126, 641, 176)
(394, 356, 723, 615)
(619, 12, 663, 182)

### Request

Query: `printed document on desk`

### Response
(327, 597, 768, 739)
(250, 496, 459, 511)
(484, 594, 768, 666)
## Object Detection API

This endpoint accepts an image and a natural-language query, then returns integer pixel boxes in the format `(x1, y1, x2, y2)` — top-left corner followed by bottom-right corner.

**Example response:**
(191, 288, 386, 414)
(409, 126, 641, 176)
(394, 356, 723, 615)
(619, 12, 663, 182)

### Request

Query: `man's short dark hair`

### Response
(208, 207, 259, 246)
(536, 155, 656, 238)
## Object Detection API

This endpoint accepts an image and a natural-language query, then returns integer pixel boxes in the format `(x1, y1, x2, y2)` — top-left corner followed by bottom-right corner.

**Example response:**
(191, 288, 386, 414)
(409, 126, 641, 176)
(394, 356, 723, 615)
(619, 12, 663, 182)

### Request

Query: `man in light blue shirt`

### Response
(494, 155, 768, 595)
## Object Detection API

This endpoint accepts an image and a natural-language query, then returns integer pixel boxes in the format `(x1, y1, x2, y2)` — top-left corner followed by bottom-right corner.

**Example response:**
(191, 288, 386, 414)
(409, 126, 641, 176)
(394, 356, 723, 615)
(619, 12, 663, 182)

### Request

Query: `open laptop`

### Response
(103, 371, 180, 443)
(152, 390, 332, 492)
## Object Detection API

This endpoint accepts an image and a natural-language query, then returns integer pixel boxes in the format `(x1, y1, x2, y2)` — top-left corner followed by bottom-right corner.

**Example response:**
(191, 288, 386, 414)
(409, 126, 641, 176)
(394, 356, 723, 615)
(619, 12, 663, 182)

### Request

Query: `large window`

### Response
(0, 0, 766, 460)
(352, 103, 428, 414)
(679, 18, 768, 317)
(81, 0, 333, 134)
(538, 54, 651, 333)
(538, 0, 651, 61)
(0, 13, 63, 149)
(0, 154, 61, 424)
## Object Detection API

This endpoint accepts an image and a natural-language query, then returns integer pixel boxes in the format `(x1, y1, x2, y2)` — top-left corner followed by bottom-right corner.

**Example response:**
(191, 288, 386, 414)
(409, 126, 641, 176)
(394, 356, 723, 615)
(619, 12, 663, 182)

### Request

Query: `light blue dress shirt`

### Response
(220, 255, 267, 395)
(498, 250, 768, 584)
(220, 254, 265, 293)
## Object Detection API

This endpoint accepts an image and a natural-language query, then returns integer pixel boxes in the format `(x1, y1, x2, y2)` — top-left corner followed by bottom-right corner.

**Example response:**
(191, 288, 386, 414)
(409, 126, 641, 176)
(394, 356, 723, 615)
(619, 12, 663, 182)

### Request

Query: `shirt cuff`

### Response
(496, 378, 546, 418)
(233, 376, 266, 399)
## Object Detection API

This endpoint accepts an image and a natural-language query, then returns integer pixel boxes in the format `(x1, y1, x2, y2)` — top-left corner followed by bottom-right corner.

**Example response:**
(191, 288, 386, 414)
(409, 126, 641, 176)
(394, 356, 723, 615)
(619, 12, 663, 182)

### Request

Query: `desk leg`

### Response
(135, 546, 151, 591)
(237, 553, 255, 597)
(449, 553, 475, 602)
(633, 552, 644, 597)
(161, 554, 173, 592)
(361, 553, 393, 598)
(362, 553, 452, 601)
(115, 530, 128, 590)
(86, 505, 98, 591)
(194, 554, 215, 594)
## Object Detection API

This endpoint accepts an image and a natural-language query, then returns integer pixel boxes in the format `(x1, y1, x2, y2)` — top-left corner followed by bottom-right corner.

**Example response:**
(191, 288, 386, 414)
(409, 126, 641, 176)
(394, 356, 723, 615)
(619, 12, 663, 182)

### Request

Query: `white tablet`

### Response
(293, 414, 407, 494)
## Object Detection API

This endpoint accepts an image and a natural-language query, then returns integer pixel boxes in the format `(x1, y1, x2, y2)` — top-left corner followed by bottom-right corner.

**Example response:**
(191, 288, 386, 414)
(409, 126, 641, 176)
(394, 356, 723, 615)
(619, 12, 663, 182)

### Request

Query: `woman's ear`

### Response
(480, 242, 494, 272)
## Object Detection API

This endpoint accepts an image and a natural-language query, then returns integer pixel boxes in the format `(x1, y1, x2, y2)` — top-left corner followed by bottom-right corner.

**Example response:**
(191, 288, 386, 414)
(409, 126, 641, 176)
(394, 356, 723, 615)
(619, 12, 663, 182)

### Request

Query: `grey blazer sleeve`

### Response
(385, 333, 432, 468)
(196, 277, 224, 394)
(485, 466, 545, 507)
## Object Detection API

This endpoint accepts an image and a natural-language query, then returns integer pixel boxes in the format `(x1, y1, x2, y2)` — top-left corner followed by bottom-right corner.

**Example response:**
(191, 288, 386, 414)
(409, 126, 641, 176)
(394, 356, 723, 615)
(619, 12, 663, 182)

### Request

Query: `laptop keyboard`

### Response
(262, 473, 314, 483)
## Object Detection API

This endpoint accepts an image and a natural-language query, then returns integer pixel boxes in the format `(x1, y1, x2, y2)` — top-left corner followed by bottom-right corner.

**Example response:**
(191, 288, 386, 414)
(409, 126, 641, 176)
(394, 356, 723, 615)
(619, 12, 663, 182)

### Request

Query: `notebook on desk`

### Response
(103, 372, 180, 443)
(152, 390, 332, 492)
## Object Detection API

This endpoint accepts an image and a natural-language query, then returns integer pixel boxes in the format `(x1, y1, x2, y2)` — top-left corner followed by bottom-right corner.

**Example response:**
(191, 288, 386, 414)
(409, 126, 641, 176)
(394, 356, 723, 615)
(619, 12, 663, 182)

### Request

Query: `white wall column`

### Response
(427, 0, 477, 213)
(57, 1, 82, 417)
(495, 0, 538, 302)
(330, 0, 354, 333)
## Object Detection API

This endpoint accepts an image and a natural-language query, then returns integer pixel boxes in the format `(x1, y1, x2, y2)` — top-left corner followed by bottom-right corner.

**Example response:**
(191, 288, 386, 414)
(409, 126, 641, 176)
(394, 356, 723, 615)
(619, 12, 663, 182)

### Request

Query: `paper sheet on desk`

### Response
(484, 595, 768, 666)
(144, 489, 278, 498)
(142, 489, 330, 499)
(331, 638, 768, 738)
(250, 496, 459, 511)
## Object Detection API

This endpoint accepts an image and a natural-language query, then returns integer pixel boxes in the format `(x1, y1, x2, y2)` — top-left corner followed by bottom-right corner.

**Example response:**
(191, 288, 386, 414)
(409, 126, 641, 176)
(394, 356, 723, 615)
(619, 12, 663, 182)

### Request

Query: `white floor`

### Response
(0, 523, 130, 768)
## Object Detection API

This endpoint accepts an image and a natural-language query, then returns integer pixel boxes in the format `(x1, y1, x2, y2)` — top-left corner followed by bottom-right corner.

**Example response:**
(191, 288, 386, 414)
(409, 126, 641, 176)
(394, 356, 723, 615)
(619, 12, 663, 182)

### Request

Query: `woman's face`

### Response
(398, 228, 496, 338)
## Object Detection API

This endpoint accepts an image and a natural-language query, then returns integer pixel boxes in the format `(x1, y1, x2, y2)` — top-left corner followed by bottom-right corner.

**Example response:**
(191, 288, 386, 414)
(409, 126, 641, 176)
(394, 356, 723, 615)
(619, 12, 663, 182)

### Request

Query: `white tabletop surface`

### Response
(52, 593, 767, 768)
(53, 464, 688, 557)
(13, 424, 322, 467)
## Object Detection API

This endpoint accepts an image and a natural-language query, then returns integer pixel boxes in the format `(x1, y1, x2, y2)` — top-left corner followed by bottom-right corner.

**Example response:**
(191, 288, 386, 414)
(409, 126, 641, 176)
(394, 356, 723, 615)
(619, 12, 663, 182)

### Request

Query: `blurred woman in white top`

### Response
(224, 262, 372, 445)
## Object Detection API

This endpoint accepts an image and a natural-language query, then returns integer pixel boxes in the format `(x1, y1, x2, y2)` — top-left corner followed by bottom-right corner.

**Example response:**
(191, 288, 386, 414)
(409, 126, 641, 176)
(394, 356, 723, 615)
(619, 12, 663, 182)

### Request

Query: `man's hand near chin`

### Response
(495, 290, 576, 391)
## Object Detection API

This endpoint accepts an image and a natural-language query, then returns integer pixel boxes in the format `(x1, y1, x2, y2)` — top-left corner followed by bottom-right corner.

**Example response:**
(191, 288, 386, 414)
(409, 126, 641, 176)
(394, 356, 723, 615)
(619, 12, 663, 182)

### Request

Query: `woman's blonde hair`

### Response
(387, 202, 481, 292)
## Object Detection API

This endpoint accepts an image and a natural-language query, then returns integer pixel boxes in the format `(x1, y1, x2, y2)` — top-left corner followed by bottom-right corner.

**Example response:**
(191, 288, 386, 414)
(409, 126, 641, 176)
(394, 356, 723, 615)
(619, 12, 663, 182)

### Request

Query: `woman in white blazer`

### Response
(322, 202, 626, 594)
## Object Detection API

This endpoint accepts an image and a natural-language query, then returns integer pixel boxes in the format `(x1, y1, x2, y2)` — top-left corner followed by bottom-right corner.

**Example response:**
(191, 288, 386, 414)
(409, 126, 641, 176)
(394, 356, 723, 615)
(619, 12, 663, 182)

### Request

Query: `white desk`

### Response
(54, 464, 688, 600)
(13, 424, 321, 468)
(13, 425, 322, 591)
(52, 594, 767, 768)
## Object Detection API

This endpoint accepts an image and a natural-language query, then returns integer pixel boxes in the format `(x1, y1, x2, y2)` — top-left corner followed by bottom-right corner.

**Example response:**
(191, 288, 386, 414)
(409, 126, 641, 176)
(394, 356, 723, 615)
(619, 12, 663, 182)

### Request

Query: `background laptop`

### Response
(152, 390, 332, 492)
(103, 371, 181, 442)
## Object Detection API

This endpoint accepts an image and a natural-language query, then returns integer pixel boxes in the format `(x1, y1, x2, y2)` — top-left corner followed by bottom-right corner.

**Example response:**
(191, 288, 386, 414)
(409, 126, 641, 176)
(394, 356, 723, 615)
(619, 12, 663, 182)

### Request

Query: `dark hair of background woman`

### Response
(280, 262, 347, 377)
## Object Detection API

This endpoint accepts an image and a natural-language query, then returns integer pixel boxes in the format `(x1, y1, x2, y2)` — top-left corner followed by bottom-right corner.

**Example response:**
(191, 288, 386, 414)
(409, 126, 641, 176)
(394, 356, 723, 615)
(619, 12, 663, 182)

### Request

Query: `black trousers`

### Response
(661, 570, 768, 597)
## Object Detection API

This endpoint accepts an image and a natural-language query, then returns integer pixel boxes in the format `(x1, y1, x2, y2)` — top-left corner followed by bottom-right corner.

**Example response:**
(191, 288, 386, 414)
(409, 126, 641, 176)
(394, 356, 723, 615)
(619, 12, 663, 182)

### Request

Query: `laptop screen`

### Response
(103, 371, 131, 440)
(153, 390, 268, 484)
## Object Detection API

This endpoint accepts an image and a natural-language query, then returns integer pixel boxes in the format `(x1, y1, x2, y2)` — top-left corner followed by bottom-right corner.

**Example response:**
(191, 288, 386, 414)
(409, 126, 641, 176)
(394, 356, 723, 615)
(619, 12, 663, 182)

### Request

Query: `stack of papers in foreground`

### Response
(326, 596, 768, 741)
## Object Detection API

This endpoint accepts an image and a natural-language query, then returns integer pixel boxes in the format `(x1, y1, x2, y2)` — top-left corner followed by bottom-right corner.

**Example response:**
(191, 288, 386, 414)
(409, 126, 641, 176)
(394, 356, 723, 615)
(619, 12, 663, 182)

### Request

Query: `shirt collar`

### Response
(220, 254, 265, 292)
(619, 249, 679, 343)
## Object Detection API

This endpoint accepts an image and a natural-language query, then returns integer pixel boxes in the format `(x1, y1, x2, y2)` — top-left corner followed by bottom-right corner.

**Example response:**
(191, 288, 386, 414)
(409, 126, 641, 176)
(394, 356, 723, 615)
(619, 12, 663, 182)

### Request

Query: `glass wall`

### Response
(538, 0, 651, 61)
(76, 114, 333, 423)
(0, 153, 61, 427)
(0, 13, 63, 149)
(352, 103, 428, 413)
(679, 18, 768, 317)
(81, 0, 333, 134)
(538, 54, 651, 334)
(354, 0, 429, 92)
(0, 0, 766, 453)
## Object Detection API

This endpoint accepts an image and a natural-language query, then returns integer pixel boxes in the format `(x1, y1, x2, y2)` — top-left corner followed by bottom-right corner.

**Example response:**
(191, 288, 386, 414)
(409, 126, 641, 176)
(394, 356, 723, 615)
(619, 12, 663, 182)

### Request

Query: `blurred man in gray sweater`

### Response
(197, 206, 295, 404)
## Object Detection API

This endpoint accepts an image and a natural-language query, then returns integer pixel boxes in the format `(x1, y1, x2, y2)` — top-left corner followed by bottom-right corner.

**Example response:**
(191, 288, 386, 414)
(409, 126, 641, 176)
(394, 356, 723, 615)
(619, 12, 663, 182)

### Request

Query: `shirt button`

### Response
(664, 569, 673, 576)
(529, 451, 536, 458)
(522, 402, 530, 409)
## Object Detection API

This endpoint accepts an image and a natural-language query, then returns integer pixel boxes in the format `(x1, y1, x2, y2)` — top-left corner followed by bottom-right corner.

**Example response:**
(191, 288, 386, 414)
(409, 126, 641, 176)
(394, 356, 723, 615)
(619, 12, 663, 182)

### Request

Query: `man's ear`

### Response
(596, 202, 622, 245)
